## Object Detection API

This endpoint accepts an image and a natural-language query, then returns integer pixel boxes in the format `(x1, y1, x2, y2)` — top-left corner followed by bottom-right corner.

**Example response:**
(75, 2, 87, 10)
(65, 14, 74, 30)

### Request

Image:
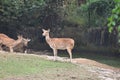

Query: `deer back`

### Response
(0, 33, 15, 47)
(47, 38, 74, 50)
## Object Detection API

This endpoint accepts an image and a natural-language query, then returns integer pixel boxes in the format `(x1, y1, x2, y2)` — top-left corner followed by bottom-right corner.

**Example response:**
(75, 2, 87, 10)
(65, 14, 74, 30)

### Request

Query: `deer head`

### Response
(22, 38, 31, 46)
(42, 29, 50, 36)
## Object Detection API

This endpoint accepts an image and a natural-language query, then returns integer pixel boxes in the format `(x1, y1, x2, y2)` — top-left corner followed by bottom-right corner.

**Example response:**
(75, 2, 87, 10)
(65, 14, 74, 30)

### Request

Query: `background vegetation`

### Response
(0, 0, 120, 56)
(0, 1, 120, 79)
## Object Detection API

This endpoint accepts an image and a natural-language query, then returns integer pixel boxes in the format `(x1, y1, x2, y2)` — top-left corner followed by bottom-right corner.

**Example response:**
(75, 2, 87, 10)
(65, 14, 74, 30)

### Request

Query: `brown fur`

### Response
(0, 33, 30, 53)
(42, 29, 74, 62)
(14, 38, 31, 53)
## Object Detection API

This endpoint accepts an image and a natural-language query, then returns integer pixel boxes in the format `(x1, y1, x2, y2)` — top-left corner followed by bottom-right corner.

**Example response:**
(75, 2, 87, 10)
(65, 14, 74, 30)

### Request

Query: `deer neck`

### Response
(12, 38, 23, 47)
(45, 33, 52, 43)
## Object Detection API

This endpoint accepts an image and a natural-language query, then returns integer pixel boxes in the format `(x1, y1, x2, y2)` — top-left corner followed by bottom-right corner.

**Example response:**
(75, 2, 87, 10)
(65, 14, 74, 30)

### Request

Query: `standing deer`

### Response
(10, 35, 25, 52)
(0, 33, 30, 53)
(0, 34, 23, 52)
(42, 29, 75, 62)
(0, 33, 16, 52)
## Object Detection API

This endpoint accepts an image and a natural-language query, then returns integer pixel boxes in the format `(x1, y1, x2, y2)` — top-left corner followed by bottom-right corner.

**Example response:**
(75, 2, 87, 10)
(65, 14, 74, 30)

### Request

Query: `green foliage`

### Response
(0, 0, 119, 50)
(89, 0, 111, 16)
(107, 0, 120, 33)
(87, 0, 114, 27)
(64, 0, 86, 26)
(0, 0, 45, 22)
(0, 0, 115, 29)
(65, 0, 114, 28)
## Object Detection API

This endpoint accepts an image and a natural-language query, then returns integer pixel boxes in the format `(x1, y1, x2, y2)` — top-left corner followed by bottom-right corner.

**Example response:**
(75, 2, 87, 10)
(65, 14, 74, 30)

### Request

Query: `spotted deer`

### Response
(0, 33, 30, 53)
(14, 38, 31, 53)
(22, 38, 31, 53)
(0, 33, 15, 52)
(42, 29, 75, 62)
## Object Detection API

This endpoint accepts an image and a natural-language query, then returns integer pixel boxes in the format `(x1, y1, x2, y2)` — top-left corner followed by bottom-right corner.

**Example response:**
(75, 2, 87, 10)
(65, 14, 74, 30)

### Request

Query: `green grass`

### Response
(0, 53, 75, 79)
(0, 53, 99, 80)
(1, 51, 118, 80)
(0, 53, 100, 80)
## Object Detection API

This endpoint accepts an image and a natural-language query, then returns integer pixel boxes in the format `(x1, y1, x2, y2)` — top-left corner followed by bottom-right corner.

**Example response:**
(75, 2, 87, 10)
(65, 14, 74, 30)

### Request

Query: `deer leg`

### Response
(67, 48, 72, 62)
(10, 47, 13, 53)
(0, 44, 3, 51)
(53, 49, 57, 61)
(24, 46, 27, 54)
(0, 46, 3, 52)
(24, 50, 27, 54)
(0, 40, 2, 51)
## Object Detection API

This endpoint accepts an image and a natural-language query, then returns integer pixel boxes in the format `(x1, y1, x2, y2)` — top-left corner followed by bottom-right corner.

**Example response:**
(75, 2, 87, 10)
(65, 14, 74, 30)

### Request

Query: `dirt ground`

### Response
(37, 51, 120, 80)
(73, 58, 120, 80)
(34, 51, 120, 70)
(73, 58, 120, 70)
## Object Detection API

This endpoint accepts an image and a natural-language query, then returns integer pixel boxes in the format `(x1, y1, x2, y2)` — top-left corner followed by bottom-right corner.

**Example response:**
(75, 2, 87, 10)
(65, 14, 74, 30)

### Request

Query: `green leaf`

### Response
(118, 25, 120, 32)
(118, 18, 120, 21)
(107, 23, 111, 27)
(109, 27, 113, 33)
(114, 14, 118, 19)
(107, 17, 113, 22)
(114, 0, 120, 3)
(112, 21, 116, 26)
(116, 10, 120, 14)
(112, 8, 117, 13)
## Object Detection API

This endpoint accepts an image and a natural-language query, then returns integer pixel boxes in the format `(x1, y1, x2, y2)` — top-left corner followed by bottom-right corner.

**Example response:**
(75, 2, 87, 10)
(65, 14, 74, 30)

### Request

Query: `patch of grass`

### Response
(0, 53, 99, 80)
(0, 53, 73, 78)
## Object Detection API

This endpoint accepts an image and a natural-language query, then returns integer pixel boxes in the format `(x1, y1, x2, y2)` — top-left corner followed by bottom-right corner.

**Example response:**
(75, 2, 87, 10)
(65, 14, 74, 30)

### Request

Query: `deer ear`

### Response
(28, 39, 31, 41)
(42, 29, 45, 32)
(48, 29, 50, 32)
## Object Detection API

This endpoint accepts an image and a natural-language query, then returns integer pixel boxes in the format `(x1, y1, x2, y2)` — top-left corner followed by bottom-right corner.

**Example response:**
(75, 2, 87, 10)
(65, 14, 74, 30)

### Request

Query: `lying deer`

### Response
(42, 29, 75, 62)
(14, 38, 31, 53)
(21, 38, 31, 53)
